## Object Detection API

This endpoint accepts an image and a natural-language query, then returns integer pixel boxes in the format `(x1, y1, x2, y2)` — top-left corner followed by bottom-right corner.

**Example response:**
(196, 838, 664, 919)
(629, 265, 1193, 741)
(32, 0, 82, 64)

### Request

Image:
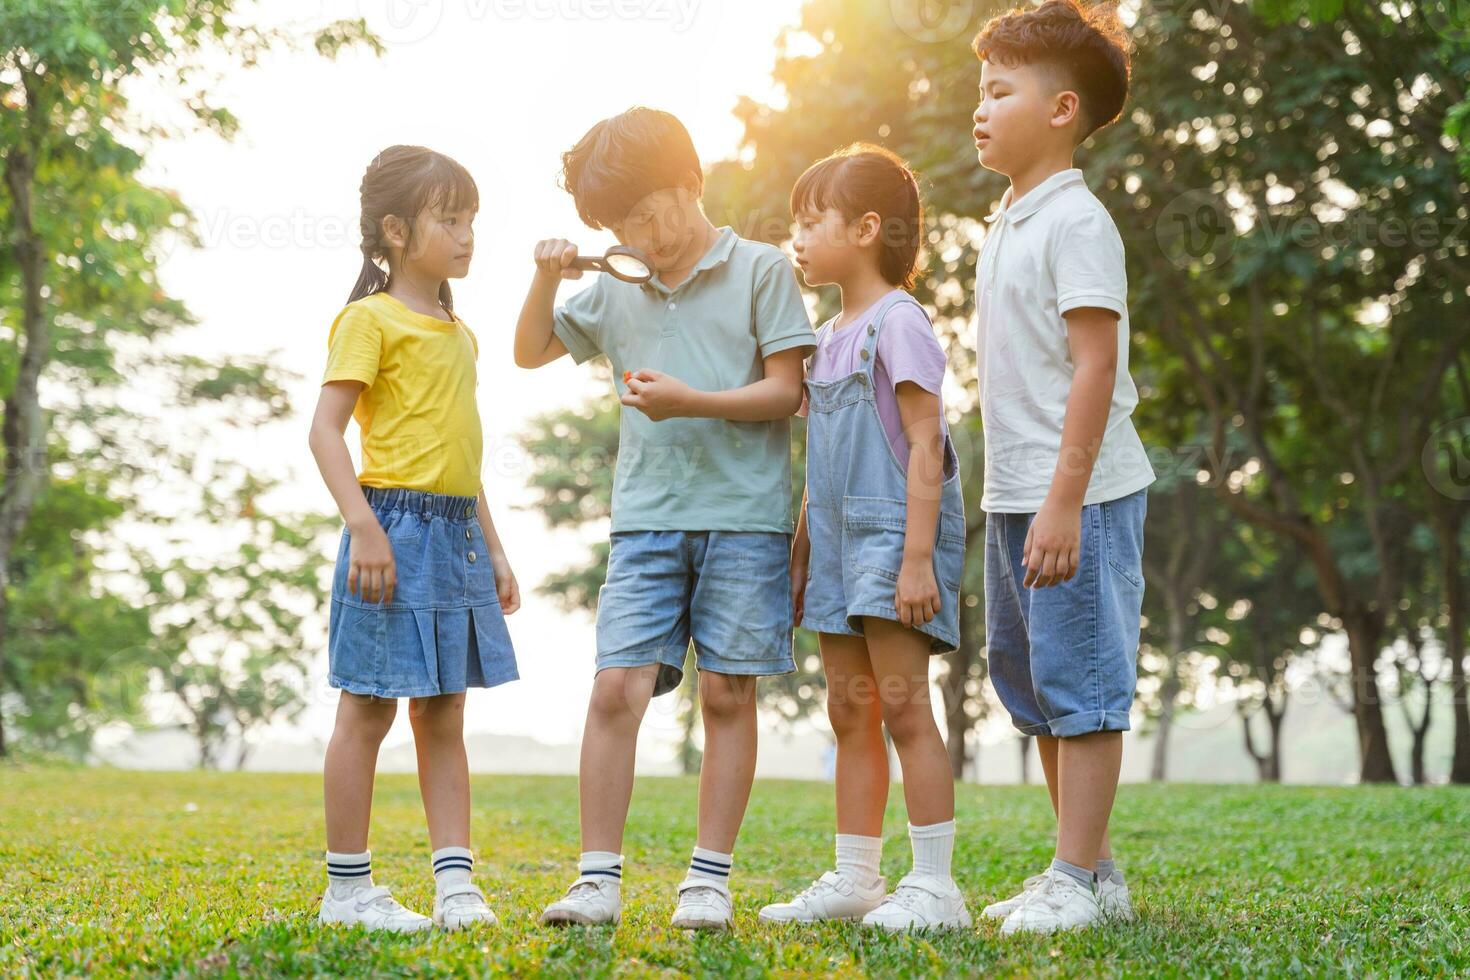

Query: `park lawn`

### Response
(0, 769, 1466, 978)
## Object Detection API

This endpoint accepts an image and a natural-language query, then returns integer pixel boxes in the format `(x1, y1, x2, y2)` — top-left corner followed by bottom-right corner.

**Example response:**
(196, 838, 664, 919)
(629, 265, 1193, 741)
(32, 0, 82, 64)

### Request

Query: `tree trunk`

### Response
(1264, 694, 1285, 782)
(1018, 736, 1030, 784)
(1344, 616, 1399, 783)
(1150, 672, 1180, 782)
(0, 88, 52, 764)
(1434, 508, 1470, 784)
(941, 647, 970, 781)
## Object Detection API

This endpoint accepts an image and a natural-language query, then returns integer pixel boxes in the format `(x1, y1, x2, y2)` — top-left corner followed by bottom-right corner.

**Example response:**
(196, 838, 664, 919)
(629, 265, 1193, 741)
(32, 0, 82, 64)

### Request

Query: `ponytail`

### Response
(347, 248, 389, 306)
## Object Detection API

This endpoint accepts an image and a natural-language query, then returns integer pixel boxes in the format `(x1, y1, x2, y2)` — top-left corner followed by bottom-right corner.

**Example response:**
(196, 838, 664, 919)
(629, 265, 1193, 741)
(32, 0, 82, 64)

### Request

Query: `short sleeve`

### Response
(323, 303, 383, 387)
(552, 279, 606, 365)
(1052, 207, 1128, 319)
(753, 257, 816, 359)
(459, 319, 479, 359)
(876, 302, 946, 397)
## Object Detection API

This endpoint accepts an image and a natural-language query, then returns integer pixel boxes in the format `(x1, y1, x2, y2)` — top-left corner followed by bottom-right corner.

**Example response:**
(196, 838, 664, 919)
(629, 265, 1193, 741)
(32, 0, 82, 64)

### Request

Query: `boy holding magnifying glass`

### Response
(513, 106, 816, 931)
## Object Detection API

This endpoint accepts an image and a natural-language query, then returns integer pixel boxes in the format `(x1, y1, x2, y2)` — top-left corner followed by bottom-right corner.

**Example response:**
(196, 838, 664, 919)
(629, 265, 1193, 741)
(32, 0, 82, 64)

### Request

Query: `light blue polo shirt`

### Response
(553, 226, 816, 533)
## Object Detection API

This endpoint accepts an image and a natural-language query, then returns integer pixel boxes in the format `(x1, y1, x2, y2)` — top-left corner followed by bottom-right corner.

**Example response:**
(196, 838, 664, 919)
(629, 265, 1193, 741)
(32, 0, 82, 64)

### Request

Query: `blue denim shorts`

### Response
(983, 488, 1147, 737)
(595, 530, 797, 697)
(328, 486, 519, 699)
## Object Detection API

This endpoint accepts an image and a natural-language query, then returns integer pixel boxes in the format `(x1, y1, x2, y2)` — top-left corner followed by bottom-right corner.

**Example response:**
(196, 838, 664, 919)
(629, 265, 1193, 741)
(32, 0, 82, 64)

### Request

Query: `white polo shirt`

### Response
(974, 168, 1155, 513)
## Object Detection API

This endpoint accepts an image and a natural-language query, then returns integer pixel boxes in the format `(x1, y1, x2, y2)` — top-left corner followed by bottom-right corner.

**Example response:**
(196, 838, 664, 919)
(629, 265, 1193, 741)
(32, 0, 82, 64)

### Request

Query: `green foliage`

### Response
(1, 770, 1467, 975)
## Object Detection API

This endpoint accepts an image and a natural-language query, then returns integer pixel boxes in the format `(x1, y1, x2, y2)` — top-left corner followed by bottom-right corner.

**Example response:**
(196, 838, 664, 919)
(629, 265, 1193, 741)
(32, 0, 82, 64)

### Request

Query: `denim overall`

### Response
(800, 291, 967, 652)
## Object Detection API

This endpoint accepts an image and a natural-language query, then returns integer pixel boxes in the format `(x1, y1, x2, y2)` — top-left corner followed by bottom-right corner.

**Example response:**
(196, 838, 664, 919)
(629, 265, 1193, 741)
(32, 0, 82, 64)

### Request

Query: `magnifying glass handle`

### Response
(569, 255, 608, 272)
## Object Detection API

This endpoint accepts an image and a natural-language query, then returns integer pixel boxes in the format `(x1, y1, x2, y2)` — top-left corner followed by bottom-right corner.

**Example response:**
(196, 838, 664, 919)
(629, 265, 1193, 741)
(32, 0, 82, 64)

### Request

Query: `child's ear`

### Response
(380, 214, 408, 250)
(1051, 90, 1082, 132)
(857, 211, 882, 247)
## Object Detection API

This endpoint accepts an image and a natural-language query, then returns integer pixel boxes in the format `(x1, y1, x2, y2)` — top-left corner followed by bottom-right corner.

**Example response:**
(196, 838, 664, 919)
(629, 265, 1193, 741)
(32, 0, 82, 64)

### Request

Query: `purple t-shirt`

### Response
(800, 290, 949, 472)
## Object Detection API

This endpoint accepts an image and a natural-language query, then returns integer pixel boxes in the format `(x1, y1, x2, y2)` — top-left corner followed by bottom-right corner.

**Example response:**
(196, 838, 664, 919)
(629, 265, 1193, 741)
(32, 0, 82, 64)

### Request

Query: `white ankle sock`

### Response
(578, 850, 623, 886)
(834, 833, 883, 888)
(432, 845, 473, 893)
(909, 820, 955, 879)
(684, 846, 733, 890)
(325, 849, 373, 897)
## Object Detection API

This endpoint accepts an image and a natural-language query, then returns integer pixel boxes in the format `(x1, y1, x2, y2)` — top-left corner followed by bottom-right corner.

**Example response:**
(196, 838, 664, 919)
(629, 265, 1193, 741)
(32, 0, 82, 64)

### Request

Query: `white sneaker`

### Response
(981, 871, 1046, 919)
(758, 871, 888, 923)
(861, 873, 972, 931)
(540, 877, 622, 926)
(1000, 868, 1104, 935)
(433, 881, 497, 930)
(318, 884, 432, 933)
(671, 881, 733, 931)
(1099, 874, 1135, 921)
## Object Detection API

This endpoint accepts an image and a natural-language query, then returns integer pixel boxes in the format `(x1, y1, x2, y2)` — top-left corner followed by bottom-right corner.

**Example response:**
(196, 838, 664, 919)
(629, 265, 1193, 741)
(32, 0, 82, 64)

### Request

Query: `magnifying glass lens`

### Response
(607, 253, 651, 279)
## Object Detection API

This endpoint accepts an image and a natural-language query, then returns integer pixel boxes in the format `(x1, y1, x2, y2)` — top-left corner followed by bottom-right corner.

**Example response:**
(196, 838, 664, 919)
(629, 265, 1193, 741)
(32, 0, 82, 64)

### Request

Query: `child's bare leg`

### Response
(579, 665, 658, 852)
(863, 617, 952, 826)
(1054, 731, 1122, 871)
(694, 671, 758, 853)
(408, 692, 470, 849)
(323, 692, 398, 852)
(820, 632, 888, 836)
(1037, 734, 1111, 859)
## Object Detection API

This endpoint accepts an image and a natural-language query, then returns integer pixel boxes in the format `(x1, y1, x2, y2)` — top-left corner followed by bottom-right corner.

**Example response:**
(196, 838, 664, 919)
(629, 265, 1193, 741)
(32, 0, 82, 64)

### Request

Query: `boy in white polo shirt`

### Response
(969, 0, 1156, 934)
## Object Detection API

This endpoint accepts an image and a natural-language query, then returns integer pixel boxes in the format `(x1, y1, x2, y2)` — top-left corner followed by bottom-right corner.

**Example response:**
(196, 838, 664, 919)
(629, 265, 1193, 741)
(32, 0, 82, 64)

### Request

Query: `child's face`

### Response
(612, 185, 702, 273)
(974, 59, 1075, 176)
(392, 203, 476, 281)
(791, 206, 866, 287)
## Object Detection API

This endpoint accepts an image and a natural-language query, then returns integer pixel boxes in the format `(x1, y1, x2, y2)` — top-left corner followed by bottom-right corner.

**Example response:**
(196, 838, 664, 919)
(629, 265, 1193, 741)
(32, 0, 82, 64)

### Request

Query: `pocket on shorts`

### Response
(843, 495, 906, 583)
(844, 496, 966, 590)
(1101, 493, 1145, 590)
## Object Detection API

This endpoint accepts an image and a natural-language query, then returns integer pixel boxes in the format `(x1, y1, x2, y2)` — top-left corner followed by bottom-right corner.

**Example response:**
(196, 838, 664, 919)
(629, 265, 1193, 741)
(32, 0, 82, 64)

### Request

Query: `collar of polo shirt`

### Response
(985, 168, 1087, 225)
(640, 225, 740, 296)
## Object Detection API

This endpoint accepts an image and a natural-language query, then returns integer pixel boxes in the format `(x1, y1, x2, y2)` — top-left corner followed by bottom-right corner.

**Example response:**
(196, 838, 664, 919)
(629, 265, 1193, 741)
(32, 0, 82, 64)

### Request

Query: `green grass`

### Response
(1, 769, 1467, 977)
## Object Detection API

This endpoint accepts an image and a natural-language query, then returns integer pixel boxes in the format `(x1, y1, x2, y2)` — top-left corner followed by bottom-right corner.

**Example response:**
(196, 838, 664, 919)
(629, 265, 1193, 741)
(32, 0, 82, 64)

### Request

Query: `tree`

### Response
(0, 1, 378, 756)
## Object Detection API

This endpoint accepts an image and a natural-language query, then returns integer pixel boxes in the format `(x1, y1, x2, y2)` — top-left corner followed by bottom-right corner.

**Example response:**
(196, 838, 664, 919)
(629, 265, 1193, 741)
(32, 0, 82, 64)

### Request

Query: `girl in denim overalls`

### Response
(760, 145, 970, 930)
(309, 146, 519, 933)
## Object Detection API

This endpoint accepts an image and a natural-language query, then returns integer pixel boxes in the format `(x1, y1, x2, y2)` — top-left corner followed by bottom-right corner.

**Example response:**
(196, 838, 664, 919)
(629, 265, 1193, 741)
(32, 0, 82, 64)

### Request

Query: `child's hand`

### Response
(791, 554, 808, 626)
(346, 519, 397, 605)
(490, 553, 521, 614)
(533, 238, 583, 282)
(1022, 497, 1081, 588)
(895, 557, 940, 627)
(620, 369, 695, 421)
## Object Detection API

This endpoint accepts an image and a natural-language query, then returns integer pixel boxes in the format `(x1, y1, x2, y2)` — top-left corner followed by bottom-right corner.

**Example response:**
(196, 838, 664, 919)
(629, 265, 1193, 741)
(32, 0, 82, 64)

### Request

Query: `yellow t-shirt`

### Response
(322, 291, 483, 497)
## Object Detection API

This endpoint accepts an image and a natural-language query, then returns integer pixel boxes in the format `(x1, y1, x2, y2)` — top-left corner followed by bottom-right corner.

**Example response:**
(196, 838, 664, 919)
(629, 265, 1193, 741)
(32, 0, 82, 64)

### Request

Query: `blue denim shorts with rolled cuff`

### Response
(983, 488, 1147, 738)
(328, 485, 519, 699)
(594, 530, 797, 697)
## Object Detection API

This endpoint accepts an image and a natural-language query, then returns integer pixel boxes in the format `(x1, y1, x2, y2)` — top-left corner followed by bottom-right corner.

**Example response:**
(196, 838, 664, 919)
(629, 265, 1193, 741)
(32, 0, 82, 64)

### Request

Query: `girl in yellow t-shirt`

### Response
(308, 145, 518, 933)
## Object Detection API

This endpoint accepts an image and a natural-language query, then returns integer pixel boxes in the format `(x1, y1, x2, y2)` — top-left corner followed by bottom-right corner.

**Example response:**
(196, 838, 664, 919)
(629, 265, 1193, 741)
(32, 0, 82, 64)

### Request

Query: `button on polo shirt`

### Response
(553, 226, 816, 532)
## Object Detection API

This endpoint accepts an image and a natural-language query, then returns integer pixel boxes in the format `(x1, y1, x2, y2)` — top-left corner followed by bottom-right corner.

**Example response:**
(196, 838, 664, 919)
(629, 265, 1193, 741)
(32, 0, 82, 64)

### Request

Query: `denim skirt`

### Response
(328, 485, 519, 698)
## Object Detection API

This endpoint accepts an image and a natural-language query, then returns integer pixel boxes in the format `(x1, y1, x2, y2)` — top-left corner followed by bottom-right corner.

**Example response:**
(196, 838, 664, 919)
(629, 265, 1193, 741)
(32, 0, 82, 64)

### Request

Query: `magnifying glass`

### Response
(570, 245, 653, 284)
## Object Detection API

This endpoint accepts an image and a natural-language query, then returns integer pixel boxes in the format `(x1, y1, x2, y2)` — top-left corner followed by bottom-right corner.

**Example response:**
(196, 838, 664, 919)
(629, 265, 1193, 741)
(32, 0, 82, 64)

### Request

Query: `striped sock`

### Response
(432, 846, 474, 892)
(685, 846, 733, 890)
(325, 849, 373, 896)
(578, 850, 623, 886)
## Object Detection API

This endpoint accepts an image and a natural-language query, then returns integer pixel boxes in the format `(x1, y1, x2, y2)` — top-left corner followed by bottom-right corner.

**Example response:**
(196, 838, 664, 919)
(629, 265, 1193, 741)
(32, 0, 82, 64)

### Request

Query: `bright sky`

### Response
(142, 0, 811, 753)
